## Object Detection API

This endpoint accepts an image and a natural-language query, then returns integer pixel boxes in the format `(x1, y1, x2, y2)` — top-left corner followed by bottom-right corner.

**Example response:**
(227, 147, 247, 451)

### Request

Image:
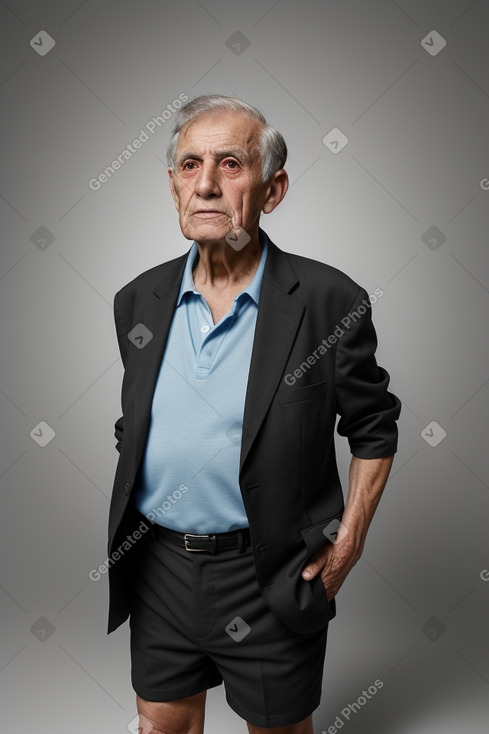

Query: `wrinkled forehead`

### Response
(176, 110, 262, 160)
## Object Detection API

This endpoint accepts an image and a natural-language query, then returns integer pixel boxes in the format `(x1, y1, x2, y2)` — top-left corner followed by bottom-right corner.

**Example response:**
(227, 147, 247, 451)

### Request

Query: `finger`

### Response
(302, 542, 338, 581)
(302, 551, 329, 581)
(302, 564, 319, 580)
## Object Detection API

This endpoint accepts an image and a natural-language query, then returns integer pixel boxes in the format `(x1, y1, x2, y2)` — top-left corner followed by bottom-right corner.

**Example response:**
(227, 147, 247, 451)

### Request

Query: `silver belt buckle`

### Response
(184, 533, 215, 552)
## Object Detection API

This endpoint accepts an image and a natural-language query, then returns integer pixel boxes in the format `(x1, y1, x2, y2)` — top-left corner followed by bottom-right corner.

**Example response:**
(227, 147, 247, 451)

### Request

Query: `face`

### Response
(168, 110, 282, 245)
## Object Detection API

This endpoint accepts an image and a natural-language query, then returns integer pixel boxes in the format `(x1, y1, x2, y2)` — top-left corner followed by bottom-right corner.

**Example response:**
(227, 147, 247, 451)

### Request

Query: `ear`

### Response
(168, 168, 180, 212)
(262, 169, 289, 214)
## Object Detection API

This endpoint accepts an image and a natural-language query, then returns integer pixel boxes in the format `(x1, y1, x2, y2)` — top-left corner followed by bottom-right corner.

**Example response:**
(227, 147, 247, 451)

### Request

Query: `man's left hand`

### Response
(301, 535, 362, 602)
(301, 455, 395, 601)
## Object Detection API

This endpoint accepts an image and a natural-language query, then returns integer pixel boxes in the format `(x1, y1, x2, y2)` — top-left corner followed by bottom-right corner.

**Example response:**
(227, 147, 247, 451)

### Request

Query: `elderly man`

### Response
(108, 94, 401, 734)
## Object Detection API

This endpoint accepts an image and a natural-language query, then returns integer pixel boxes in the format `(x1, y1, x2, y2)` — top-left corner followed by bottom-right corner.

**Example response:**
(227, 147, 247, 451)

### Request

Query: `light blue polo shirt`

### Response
(133, 233, 268, 533)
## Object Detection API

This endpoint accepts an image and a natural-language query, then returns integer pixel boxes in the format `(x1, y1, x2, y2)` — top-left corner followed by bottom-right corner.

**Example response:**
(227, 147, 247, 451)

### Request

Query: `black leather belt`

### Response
(152, 523, 251, 554)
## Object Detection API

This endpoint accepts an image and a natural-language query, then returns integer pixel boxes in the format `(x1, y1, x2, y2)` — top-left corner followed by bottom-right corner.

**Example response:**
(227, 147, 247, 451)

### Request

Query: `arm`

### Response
(302, 454, 394, 598)
(302, 454, 394, 599)
(303, 284, 400, 598)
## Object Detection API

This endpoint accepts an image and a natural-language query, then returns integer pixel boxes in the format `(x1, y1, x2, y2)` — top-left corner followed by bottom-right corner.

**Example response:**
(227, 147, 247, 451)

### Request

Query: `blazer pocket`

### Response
(277, 379, 328, 405)
(300, 513, 344, 557)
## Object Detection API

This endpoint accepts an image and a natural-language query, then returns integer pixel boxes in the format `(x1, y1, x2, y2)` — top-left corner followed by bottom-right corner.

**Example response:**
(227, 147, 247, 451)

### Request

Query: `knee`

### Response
(136, 693, 205, 734)
(136, 712, 199, 734)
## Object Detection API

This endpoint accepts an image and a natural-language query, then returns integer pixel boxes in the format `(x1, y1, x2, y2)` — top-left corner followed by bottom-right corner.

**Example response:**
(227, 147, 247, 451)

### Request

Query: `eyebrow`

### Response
(176, 147, 251, 166)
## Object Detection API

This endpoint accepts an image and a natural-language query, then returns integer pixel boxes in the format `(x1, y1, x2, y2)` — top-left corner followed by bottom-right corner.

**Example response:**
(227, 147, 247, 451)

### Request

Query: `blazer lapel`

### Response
(126, 235, 304, 482)
(239, 237, 304, 472)
(130, 254, 188, 473)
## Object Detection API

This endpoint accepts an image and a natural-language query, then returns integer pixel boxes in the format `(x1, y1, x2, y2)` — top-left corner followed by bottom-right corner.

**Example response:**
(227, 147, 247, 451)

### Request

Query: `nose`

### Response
(194, 161, 221, 198)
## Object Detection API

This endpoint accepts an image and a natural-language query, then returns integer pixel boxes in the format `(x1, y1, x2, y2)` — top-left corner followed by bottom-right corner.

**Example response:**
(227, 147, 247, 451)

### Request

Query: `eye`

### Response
(182, 161, 197, 170)
(223, 159, 239, 169)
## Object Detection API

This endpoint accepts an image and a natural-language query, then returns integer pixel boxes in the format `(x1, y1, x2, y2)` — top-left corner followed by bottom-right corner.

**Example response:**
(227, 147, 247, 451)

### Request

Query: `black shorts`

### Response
(128, 519, 329, 728)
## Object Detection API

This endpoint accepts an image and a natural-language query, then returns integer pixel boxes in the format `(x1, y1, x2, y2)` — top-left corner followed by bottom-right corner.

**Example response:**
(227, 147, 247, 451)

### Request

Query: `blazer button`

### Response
(123, 482, 131, 496)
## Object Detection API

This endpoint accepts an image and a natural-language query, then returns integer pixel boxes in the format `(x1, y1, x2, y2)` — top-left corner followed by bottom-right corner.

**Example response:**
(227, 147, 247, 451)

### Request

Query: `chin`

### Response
(183, 222, 229, 244)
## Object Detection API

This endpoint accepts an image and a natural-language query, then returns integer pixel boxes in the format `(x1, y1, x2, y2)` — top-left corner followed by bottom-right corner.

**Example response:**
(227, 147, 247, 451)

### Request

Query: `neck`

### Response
(192, 229, 262, 289)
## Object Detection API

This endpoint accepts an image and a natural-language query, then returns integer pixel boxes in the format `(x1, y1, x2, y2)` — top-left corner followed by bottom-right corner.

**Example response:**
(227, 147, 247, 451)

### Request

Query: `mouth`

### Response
(192, 210, 227, 218)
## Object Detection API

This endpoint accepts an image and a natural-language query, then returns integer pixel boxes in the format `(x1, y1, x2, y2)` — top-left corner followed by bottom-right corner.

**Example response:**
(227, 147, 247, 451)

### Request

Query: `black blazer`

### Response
(107, 231, 401, 634)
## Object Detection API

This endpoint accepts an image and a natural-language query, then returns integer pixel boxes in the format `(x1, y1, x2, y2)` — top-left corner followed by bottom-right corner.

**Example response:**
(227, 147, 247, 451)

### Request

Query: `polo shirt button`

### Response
(123, 482, 131, 495)
(200, 324, 210, 334)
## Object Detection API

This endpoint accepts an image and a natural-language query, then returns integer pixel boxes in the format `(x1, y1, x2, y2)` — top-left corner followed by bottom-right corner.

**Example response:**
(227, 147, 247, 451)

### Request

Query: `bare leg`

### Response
(136, 690, 206, 734)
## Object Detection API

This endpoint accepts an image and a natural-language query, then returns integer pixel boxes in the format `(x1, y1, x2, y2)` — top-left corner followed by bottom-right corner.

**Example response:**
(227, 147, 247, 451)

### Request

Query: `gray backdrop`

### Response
(1, 0, 488, 732)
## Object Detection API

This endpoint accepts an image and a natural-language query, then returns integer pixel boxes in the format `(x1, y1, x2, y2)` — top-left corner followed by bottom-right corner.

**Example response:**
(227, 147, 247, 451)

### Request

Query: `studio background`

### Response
(1, 1, 488, 732)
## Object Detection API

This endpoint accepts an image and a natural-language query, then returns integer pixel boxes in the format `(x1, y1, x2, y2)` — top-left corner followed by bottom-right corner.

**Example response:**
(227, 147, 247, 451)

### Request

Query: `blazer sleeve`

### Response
(335, 286, 401, 458)
(113, 291, 129, 454)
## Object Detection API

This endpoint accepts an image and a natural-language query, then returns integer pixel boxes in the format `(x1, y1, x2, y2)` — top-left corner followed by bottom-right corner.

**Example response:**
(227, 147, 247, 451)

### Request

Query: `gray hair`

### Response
(166, 94, 287, 182)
